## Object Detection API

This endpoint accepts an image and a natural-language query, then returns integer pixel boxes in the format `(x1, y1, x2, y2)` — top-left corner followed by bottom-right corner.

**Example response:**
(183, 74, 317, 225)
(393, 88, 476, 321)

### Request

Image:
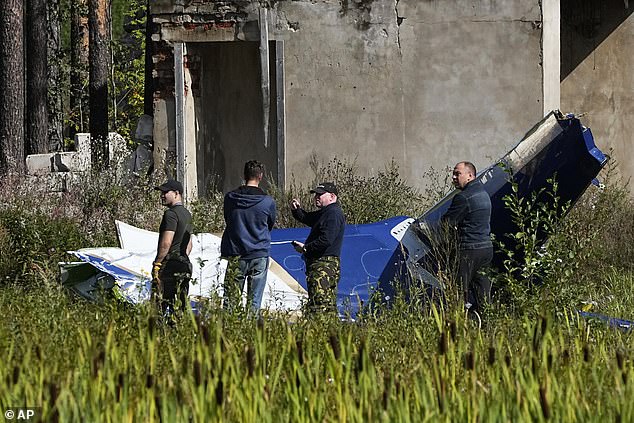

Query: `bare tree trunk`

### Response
(47, 0, 63, 152)
(71, 0, 89, 140)
(0, 0, 25, 175)
(88, 0, 110, 170)
(26, 0, 49, 155)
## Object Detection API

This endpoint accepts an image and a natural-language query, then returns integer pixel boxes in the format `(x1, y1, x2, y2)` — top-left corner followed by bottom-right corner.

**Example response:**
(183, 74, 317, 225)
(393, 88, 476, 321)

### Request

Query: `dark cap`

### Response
(154, 179, 183, 194)
(310, 182, 338, 195)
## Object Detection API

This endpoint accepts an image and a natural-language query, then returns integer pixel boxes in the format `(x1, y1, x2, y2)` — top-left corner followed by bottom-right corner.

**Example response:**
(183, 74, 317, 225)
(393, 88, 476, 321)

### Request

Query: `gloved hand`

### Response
(152, 261, 162, 285)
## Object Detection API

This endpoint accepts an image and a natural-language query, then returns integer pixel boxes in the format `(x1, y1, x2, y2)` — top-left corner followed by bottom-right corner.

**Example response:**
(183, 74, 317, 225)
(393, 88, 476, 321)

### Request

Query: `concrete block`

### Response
(26, 152, 90, 175)
(25, 154, 54, 175)
(25, 172, 83, 193)
(150, 0, 176, 15)
(160, 24, 236, 42)
(75, 133, 91, 155)
(108, 133, 129, 167)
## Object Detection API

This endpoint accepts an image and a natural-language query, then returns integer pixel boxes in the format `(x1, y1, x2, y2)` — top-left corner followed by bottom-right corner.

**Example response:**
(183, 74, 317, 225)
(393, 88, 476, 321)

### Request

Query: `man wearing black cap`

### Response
(290, 182, 345, 314)
(153, 179, 193, 316)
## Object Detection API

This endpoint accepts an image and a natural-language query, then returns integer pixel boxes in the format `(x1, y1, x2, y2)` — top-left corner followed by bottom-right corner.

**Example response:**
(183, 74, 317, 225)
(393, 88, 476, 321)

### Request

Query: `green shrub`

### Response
(492, 175, 572, 315)
(564, 166, 634, 274)
(490, 163, 634, 318)
(189, 191, 225, 234)
(0, 208, 87, 285)
(0, 170, 165, 285)
(309, 156, 426, 224)
(540, 163, 634, 316)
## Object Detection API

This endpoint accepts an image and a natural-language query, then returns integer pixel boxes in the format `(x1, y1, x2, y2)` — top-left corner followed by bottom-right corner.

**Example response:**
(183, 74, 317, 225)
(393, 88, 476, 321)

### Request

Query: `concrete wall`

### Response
(151, 0, 555, 194)
(275, 0, 546, 186)
(561, 0, 634, 188)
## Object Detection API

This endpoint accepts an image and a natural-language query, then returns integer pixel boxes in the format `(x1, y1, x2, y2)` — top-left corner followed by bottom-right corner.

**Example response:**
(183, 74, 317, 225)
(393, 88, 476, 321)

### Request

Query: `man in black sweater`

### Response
(441, 161, 493, 312)
(290, 182, 346, 315)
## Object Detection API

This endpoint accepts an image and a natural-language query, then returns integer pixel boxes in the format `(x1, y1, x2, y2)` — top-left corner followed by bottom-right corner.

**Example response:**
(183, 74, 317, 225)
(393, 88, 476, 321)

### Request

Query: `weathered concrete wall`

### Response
(277, 0, 545, 186)
(561, 0, 634, 189)
(151, 0, 552, 194)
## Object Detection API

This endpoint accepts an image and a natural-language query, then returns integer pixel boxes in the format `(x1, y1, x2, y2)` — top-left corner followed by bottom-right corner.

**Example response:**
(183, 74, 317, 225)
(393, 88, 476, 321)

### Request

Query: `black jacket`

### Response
(441, 180, 492, 250)
(292, 202, 345, 259)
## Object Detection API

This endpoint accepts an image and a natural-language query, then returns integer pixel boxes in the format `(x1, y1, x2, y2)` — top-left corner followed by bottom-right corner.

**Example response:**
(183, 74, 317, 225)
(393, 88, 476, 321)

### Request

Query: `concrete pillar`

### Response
(259, 8, 270, 149)
(174, 42, 198, 203)
(275, 40, 286, 189)
(542, 0, 561, 115)
(183, 51, 198, 202)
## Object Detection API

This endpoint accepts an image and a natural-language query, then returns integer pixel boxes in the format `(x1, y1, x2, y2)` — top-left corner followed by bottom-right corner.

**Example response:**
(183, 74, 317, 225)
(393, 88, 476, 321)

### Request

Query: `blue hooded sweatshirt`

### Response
(220, 186, 276, 259)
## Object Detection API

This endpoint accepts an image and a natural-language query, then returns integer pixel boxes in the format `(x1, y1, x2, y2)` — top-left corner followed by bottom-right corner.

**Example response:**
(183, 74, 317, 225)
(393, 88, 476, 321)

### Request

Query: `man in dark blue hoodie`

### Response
(221, 160, 276, 314)
(441, 161, 493, 313)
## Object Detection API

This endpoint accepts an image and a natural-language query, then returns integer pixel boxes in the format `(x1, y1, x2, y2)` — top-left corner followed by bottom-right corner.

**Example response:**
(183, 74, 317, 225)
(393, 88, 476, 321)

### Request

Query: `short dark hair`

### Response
(460, 161, 476, 176)
(244, 160, 265, 181)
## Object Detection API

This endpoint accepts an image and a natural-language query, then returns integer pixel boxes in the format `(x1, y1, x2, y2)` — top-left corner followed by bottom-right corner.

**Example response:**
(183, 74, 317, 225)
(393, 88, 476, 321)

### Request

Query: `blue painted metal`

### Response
(579, 311, 634, 331)
(270, 216, 409, 316)
(415, 113, 608, 271)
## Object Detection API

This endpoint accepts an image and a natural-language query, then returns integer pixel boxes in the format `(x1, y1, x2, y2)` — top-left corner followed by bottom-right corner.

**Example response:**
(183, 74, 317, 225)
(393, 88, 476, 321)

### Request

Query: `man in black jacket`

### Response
(441, 162, 493, 312)
(290, 182, 345, 314)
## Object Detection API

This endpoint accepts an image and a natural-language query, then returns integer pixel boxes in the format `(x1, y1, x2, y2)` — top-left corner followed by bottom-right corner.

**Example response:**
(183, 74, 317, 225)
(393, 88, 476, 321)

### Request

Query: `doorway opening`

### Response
(188, 41, 283, 196)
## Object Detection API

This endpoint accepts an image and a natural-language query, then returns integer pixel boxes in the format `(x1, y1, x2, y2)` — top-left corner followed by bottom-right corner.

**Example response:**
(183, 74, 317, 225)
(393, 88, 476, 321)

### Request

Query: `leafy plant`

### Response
(492, 172, 597, 316)
(0, 209, 87, 285)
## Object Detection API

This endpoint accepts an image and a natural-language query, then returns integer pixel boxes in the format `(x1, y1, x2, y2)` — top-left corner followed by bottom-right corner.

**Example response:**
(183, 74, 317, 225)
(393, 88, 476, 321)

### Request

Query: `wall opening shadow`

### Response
(190, 41, 279, 197)
(561, 0, 633, 80)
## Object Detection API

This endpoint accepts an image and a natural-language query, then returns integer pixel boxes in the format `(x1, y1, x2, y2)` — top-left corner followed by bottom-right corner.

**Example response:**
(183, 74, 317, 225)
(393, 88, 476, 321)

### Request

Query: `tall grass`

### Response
(0, 160, 633, 420)
(1, 285, 633, 421)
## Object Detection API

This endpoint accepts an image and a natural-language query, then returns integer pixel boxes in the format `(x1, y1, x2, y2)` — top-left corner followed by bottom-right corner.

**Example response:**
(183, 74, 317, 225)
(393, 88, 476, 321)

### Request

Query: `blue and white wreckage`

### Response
(60, 111, 629, 328)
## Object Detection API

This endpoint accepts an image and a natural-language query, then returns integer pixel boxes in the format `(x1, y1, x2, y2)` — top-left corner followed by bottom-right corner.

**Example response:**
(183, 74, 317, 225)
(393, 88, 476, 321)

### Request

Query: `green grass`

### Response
(1, 280, 633, 421)
(1, 160, 633, 420)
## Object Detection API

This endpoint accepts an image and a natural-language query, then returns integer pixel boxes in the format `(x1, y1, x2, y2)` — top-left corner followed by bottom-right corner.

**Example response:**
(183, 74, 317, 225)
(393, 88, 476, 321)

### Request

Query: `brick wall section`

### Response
(150, 1, 257, 100)
(152, 41, 174, 100)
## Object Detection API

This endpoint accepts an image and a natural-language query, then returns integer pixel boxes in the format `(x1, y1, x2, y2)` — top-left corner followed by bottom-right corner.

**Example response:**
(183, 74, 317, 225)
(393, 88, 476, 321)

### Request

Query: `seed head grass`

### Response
(0, 161, 633, 420)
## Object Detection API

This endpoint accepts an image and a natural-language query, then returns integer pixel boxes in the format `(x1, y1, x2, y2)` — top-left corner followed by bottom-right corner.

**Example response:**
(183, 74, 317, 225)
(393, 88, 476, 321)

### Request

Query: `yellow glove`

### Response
(152, 261, 162, 283)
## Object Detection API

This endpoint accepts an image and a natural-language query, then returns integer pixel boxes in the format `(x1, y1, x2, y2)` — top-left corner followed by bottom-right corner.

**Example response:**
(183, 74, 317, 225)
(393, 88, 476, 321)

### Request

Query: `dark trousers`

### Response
(458, 247, 493, 311)
(158, 259, 192, 315)
(305, 256, 340, 315)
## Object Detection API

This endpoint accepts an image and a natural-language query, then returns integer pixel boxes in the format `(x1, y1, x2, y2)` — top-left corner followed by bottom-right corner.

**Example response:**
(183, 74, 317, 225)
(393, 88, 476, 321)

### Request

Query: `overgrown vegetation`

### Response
(0, 160, 633, 420)
(1, 286, 633, 420)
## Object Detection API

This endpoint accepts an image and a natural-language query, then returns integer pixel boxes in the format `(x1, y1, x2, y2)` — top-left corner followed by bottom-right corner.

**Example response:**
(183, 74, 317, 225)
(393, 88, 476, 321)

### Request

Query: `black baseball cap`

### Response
(155, 179, 183, 194)
(310, 182, 338, 195)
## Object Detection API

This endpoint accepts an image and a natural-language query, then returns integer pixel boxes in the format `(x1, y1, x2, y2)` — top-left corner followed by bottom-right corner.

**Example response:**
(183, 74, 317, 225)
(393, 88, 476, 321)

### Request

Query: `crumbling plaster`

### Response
(274, 0, 545, 185)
